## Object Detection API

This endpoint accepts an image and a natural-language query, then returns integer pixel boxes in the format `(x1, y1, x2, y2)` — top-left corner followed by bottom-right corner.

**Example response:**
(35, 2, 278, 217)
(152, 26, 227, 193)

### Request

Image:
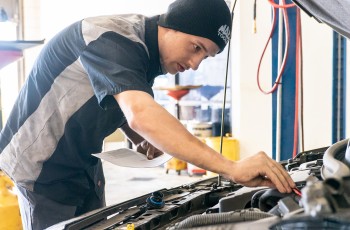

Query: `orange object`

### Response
(165, 158, 187, 175)
(166, 89, 189, 101)
(187, 163, 206, 176)
(153, 85, 202, 101)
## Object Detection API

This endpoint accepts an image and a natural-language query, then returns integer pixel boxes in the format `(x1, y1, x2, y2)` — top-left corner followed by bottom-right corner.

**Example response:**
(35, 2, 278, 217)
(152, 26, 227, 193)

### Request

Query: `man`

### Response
(0, 0, 295, 229)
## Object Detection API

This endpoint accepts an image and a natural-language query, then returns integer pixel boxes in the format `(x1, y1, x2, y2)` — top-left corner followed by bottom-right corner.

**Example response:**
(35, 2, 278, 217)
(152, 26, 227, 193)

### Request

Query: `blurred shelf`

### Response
(155, 100, 231, 106)
(0, 39, 44, 69)
(153, 85, 202, 91)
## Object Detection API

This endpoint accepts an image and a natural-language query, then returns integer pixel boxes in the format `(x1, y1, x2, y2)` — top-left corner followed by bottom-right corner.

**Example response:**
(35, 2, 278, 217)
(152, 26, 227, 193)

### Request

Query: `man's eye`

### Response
(194, 45, 201, 52)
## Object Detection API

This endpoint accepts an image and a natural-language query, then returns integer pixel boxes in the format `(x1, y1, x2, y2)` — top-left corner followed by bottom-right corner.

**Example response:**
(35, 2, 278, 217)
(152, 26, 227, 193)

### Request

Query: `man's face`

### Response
(158, 28, 220, 75)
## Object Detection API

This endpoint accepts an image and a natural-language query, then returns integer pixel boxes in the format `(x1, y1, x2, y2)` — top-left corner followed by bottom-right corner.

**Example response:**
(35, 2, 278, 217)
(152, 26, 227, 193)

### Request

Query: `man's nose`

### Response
(189, 56, 203, 71)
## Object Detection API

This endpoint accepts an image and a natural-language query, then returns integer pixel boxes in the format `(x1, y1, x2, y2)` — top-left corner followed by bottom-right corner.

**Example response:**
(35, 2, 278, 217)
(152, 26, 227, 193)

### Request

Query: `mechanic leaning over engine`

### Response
(0, 0, 296, 229)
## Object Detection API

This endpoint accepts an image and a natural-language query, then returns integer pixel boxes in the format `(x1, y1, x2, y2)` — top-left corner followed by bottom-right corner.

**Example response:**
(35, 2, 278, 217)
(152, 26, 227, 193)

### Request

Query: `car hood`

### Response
(292, 0, 350, 39)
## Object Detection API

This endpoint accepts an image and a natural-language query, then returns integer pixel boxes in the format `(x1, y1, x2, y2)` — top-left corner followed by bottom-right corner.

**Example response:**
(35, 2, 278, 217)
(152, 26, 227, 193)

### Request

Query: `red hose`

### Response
(292, 8, 301, 157)
(257, 0, 292, 94)
(267, 0, 296, 8)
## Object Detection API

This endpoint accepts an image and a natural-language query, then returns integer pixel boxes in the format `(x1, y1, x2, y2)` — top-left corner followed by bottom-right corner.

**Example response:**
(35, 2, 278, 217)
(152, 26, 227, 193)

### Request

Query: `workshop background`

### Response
(0, 0, 349, 228)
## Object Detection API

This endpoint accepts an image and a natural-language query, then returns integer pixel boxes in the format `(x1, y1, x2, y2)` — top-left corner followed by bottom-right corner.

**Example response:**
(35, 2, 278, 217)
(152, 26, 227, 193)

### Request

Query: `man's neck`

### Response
(145, 15, 164, 80)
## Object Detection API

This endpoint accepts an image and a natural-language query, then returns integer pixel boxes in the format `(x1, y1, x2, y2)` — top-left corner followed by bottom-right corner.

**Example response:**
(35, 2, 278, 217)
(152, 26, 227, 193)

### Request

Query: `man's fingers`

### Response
(278, 164, 296, 188)
(231, 151, 296, 193)
(274, 161, 296, 191)
(268, 165, 289, 193)
(137, 140, 164, 160)
(147, 147, 164, 159)
(146, 144, 155, 160)
(265, 161, 295, 193)
(274, 161, 296, 188)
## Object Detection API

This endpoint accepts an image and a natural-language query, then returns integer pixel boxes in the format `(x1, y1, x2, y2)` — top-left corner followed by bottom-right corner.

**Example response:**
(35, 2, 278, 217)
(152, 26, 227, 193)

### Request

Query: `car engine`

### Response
(48, 138, 350, 229)
(48, 0, 350, 229)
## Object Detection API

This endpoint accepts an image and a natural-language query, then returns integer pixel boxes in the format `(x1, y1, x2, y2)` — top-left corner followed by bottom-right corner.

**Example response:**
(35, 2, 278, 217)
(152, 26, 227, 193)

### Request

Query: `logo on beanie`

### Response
(218, 25, 230, 44)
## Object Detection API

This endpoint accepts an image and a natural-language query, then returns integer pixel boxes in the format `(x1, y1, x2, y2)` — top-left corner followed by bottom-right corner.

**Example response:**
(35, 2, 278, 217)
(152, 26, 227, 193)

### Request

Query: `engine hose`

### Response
(258, 189, 290, 212)
(169, 208, 274, 229)
(251, 189, 269, 208)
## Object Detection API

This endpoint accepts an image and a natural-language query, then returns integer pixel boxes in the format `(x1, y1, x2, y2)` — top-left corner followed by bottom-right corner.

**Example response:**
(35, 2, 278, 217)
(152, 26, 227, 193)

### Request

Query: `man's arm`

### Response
(120, 122, 144, 146)
(114, 90, 295, 193)
(120, 122, 163, 159)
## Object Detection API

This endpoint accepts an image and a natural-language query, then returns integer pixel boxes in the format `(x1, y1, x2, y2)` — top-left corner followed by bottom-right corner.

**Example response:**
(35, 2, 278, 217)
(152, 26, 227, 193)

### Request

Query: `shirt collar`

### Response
(145, 15, 166, 81)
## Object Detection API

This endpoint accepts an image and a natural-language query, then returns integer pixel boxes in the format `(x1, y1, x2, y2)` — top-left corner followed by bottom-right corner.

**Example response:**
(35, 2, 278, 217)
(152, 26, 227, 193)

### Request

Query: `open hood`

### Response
(292, 0, 350, 39)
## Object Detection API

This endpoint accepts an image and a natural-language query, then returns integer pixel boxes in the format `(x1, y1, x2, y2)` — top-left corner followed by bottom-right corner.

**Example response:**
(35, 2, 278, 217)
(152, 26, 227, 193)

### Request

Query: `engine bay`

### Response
(48, 138, 350, 229)
(47, 1, 350, 229)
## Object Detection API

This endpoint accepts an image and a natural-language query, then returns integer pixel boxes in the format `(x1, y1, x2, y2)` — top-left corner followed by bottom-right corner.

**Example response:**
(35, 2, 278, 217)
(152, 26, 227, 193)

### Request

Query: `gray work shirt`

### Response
(0, 14, 164, 205)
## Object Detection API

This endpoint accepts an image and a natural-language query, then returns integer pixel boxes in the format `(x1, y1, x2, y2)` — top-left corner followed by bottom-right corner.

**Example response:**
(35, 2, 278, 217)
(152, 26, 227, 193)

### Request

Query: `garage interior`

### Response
(0, 0, 349, 229)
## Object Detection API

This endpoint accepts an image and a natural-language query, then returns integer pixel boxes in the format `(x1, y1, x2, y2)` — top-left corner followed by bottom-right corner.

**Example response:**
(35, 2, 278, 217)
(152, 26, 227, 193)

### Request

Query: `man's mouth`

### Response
(177, 63, 185, 73)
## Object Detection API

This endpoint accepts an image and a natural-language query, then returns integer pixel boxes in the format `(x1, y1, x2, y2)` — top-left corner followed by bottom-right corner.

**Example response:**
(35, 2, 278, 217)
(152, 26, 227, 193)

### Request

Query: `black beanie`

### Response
(158, 0, 232, 53)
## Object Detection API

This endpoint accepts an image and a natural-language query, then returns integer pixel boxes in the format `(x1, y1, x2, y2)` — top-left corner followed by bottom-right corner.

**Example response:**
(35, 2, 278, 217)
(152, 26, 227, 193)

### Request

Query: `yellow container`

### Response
(165, 158, 187, 175)
(205, 136, 239, 176)
(0, 172, 22, 230)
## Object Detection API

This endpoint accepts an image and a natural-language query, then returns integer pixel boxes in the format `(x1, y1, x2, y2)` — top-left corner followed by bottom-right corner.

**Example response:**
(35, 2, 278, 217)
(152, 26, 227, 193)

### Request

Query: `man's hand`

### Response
(120, 123, 163, 159)
(227, 151, 295, 193)
(135, 140, 164, 160)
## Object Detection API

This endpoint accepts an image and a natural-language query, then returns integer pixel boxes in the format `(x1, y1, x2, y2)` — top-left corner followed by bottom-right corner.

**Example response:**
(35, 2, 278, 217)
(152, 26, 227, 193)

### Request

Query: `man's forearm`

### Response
(120, 123, 144, 146)
(115, 91, 234, 176)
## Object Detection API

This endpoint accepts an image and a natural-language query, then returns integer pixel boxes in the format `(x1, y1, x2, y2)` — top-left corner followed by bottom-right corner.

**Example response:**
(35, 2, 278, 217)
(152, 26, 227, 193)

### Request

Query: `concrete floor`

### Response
(103, 142, 204, 206)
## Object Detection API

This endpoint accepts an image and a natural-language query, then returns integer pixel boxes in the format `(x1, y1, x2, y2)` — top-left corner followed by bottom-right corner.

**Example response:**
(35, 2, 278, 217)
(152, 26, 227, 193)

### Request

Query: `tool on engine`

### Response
(126, 223, 135, 230)
(293, 187, 302, 196)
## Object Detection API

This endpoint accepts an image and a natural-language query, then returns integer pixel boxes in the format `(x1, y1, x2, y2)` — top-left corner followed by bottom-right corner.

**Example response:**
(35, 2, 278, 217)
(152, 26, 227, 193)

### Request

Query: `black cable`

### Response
(218, 0, 238, 186)
(253, 0, 257, 33)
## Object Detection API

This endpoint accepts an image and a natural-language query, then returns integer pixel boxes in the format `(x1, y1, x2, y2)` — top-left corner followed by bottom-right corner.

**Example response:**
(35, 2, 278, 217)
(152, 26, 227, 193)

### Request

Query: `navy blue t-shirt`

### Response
(0, 14, 163, 205)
